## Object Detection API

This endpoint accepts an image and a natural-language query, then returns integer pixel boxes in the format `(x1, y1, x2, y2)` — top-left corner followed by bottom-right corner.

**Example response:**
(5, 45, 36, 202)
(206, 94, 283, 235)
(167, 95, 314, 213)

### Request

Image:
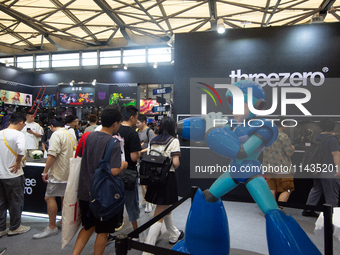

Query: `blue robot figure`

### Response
(173, 80, 321, 255)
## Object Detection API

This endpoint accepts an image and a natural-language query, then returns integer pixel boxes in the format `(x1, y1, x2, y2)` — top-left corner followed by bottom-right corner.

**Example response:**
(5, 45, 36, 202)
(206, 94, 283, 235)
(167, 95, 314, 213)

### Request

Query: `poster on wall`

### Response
(0, 89, 32, 106)
(34, 94, 56, 108)
(60, 92, 95, 106)
(109, 93, 136, 107)
(108, 84, 138, 108)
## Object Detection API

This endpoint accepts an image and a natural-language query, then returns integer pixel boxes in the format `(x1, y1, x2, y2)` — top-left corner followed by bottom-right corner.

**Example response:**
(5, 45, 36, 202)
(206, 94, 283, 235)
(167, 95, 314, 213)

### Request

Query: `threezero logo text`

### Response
(229, 69, 326, 87)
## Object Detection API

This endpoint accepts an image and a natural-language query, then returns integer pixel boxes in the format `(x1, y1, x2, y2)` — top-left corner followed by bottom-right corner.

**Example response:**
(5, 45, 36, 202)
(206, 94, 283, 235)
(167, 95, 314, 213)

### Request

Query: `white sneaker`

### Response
(139, 200, 146, 208)
(7, 225, 30, 236)
(32, 226, 58, 239)
(145, 203, 152, 213)
(0, 229, 8, 238)
(0, 247, 6, 255)
(56, 221, 62, 229)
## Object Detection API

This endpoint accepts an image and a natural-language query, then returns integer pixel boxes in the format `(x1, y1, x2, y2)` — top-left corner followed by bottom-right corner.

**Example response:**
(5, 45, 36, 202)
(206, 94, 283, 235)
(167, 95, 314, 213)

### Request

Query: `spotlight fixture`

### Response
(124, 64, 128, 70)
(153, 62, 158, 69)
(70, 80, 74, 86)
(217, 18, 226, 34)
(92, 79, 96, 86)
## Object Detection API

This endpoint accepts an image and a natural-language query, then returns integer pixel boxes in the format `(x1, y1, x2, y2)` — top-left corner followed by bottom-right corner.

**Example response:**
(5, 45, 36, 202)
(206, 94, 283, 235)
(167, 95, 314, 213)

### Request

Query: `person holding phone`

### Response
(21, 112, 43, 155)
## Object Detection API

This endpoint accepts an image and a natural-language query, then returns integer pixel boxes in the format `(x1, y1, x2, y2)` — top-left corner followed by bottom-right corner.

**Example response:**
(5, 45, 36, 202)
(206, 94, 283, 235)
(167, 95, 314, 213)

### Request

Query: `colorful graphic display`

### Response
(35, 94, 56, 107)
(109, 93, 136, 107)
(60, 93, 95, 105)
(0, 89, 32, 106)
(140, 99, 158, 114)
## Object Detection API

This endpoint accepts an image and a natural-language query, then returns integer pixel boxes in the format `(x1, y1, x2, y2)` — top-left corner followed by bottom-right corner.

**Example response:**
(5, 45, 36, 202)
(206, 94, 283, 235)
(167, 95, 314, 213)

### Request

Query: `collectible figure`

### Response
(173, 80, 321, 255)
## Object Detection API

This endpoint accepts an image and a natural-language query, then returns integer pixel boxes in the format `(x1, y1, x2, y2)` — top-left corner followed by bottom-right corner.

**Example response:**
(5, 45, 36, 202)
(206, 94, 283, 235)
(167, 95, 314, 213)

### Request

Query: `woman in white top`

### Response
(143, 117, 183, 254)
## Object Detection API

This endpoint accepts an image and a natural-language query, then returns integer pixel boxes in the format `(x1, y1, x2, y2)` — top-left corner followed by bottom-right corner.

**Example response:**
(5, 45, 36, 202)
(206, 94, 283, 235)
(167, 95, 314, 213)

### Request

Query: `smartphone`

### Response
(27, 128, 31, 131)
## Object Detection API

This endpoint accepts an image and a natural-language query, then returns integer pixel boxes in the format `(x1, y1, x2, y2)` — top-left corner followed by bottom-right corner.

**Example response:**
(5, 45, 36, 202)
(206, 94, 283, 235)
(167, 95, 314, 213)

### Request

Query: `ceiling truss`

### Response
(0, 0, 337, 55)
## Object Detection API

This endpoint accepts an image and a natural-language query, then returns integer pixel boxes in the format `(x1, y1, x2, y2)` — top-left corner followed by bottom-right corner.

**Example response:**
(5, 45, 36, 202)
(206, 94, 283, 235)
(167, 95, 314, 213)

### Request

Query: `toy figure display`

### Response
(173, 80, 321, 255)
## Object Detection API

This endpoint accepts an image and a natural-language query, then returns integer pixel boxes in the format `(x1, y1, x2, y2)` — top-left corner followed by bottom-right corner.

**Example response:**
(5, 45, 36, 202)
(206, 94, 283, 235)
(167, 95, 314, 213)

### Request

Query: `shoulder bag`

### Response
(139, 137, 174, 187)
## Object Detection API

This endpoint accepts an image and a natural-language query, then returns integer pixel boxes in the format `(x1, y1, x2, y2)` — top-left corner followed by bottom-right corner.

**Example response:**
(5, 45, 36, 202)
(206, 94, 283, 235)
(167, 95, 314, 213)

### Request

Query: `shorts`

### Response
(45, 182, 67, 197)
(266, 173, 295, 193)
(79, 200, 118, 233)
(124, 181, 140, 222)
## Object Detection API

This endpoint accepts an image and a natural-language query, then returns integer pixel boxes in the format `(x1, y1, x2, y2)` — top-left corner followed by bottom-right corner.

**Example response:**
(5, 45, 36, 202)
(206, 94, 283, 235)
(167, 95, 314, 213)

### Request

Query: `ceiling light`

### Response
(153, 62, 158, 68)
(124, 64, 128, 70)
(92, 79, 96, 86)
(70, 80, 74, 86)
(217, 18, 226, 34)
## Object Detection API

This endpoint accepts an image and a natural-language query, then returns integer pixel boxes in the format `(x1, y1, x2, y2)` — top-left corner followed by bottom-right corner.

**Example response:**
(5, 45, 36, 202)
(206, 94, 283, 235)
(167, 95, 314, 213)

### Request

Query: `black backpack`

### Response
(139, 138, 174, 187)
(89, 138, 125, 221)
(302, 134, 335, 170)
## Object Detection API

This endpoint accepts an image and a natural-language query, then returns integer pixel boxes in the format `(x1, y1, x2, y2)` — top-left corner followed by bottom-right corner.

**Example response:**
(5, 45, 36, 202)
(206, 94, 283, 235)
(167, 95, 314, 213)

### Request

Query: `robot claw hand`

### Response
(201, 112, 228, 133)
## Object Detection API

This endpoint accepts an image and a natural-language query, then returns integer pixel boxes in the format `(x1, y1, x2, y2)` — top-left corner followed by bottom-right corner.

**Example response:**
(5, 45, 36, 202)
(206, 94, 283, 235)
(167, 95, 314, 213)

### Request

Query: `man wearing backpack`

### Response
(72, 106, 128, 255)
(302, 118, 340, 217)
(107, 105, 141, 244)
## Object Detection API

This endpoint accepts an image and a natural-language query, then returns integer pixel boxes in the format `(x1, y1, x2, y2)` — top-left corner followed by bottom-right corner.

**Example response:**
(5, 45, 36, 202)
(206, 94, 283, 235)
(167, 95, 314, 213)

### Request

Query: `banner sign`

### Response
(0, 89, 32, 106)
(153, 87, 172, 95)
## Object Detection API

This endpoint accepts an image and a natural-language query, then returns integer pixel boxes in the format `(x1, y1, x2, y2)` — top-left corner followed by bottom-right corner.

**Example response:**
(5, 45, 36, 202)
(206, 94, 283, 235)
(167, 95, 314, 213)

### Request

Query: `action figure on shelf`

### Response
(173, 80, 321, 255)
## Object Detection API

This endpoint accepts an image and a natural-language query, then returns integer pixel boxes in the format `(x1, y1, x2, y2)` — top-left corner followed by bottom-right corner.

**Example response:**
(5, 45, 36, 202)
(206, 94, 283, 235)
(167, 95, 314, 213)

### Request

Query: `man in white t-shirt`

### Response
(21, 112, 43, 152)
(0, 113, 31, 237)
(33, 117, 77, 239)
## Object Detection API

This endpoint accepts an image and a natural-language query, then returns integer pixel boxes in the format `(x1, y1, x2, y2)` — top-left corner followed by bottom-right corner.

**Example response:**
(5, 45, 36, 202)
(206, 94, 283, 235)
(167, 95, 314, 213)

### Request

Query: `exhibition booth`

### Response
(1, 21, 340, 213)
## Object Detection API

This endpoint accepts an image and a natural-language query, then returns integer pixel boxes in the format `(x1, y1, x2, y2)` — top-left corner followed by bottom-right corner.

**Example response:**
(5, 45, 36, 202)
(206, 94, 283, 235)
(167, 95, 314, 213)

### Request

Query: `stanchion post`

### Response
(115, 234, 129, 255)
(323, 204, 333, 255)
(191, 186, 198, 203)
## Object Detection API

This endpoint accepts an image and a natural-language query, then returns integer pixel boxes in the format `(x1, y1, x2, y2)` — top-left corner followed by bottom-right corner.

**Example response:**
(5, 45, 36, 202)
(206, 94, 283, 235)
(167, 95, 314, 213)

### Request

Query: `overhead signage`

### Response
(153, 87, 172, 95)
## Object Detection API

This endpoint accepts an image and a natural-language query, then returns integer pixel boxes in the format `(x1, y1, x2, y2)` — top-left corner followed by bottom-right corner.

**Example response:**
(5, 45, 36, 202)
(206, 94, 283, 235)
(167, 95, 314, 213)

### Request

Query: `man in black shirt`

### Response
(114, 106, 141, 234)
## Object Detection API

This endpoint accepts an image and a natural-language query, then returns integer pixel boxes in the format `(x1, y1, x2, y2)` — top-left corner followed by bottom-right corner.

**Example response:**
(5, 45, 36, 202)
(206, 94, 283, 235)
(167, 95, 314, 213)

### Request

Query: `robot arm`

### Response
(236, 126, 275, 159)
(178, 112, 229, 142)
(236, 135, 263, 159)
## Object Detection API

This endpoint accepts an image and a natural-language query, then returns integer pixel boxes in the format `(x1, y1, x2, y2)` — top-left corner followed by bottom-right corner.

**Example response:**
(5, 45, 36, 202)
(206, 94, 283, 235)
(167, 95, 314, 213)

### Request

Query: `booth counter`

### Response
(23, 157, 48, 214)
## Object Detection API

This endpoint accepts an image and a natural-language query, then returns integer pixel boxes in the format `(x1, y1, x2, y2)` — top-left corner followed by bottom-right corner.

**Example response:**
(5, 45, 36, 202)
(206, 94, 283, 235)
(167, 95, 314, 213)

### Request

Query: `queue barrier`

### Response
(115, 186, 334, 255)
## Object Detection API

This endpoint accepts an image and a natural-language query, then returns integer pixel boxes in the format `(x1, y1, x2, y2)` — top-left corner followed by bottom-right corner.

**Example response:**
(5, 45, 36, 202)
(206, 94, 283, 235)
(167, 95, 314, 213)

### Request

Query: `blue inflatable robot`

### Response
(173, 80, 321, 255)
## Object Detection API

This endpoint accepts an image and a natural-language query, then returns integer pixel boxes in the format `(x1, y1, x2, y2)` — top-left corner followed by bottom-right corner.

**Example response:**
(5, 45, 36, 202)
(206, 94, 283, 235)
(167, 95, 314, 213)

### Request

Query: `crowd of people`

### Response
(0, 105, 183, 255)
(0, 106, 340, 254)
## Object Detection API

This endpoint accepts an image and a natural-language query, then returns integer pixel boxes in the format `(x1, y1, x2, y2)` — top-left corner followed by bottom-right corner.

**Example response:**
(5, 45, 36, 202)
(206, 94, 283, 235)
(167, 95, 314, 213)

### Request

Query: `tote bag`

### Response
(61, 132, 90, 249)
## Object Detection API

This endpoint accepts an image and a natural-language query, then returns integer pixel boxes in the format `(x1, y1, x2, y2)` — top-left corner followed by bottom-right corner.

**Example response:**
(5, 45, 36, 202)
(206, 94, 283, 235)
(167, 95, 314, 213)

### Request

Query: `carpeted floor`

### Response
(0, 197, 338, 255)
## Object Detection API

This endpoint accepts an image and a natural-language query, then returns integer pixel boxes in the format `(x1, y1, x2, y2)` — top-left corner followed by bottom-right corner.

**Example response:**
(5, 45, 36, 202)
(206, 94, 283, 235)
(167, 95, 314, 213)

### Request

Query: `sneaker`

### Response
(32, 226, 58, 239)
(56, 221, 62, 229)
(106, 234, 116, 246)
(145, 203, 152, 213)
(0, 247, 6, 255)
(139, 200, 146, 208)
(0, 229, 8, 238)
(115, 221, 124, 232)
(302, 210, 319, 218)
(169, 230, 184, 245)
(7, 225, 31, 236)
